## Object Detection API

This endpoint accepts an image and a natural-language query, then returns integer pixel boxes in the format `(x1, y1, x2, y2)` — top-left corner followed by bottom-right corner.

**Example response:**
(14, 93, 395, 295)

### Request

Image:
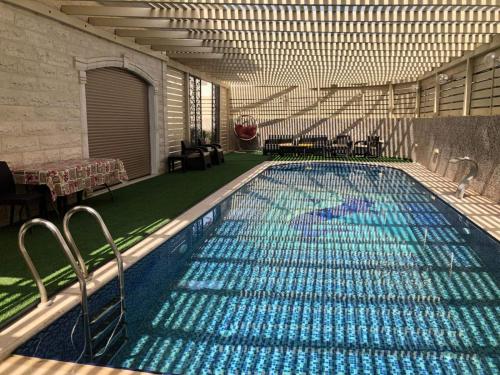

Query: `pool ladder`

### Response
(449, 156, 478, 199)
(18, 206, 127, 363)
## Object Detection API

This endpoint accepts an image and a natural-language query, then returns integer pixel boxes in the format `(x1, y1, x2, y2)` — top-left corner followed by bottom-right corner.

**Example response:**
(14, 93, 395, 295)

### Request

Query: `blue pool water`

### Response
(17, 163, 500, 374)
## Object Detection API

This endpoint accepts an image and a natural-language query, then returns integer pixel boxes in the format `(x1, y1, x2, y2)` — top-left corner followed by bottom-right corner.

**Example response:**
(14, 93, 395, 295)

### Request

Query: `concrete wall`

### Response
(413, 116, 500, 202)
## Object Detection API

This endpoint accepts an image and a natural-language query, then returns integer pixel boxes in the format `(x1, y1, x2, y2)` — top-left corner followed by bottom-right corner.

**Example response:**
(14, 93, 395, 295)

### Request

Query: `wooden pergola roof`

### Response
(60, 1, 500, 86)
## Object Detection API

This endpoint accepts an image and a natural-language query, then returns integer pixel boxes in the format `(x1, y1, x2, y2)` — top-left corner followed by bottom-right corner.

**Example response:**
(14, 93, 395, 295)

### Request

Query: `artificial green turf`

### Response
(0, 152, 268, 328)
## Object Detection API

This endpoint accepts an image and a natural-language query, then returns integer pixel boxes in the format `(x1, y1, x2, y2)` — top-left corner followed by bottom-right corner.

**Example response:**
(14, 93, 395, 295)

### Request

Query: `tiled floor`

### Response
(0, 355, 151, 375)
(388, 162, 500, 241)
(0, 161, 498, 374)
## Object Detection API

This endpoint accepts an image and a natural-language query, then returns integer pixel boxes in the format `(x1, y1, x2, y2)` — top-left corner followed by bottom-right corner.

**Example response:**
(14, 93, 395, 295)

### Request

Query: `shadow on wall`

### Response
(413, 116, 500, 203)
(230, 86, 415, 159)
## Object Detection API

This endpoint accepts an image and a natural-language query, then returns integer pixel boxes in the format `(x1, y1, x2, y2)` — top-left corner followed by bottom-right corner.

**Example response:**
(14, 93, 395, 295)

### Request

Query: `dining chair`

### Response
(0, 161, 47, 225)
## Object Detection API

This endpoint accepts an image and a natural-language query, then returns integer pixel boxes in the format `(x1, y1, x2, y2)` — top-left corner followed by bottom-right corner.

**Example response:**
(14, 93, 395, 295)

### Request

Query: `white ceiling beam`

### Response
(166, 52, 224, 59)
(184, 61, 444, 66)
(205, 41, 475, 51)
(116, 29, 492, 42)
(131, 37, 477, 51)
(213, 54, 452, 60)
(192, 64, 433, 69)
(212, 47, 464, 57)
(190, 72, 431, 77)
(186, 65, 436, 70)
(88, 18, 500, 35)
(184, 70, 433, 76)
(151, 45, 213, 52)
(95, 0, 499, 6)
(190, 66, 435, 70)
(194, 60, 439, 65)
(117, 29, 190, 38)
(180, 73, 428, 79)
(196, 49, 467, 59)
(62, 5, 499, 23)
(135, 38, 204, 46)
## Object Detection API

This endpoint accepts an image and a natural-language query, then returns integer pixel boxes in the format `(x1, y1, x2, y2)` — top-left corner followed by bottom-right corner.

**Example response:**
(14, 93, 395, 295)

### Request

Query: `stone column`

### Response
(78, 70, 89, 159)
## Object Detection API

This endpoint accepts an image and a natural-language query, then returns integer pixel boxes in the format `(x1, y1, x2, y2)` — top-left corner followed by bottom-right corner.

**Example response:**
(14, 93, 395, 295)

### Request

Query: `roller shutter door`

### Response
(86, 67, 151, 180)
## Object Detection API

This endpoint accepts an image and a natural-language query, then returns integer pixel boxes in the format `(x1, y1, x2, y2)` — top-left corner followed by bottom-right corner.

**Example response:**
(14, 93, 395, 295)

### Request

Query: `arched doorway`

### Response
(85, 67, 151, 180)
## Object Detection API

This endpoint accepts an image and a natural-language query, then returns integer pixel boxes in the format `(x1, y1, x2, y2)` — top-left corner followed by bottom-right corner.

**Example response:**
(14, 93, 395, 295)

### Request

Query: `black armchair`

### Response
(328, 134, 353, 157)
(0, 161, 47, 224)
(353, 140, 369, 157)
(197, 139, 225, 165)
(367, 136, 383, 157)
(181, 141, 212, 170)
(353, 136, 383, 157)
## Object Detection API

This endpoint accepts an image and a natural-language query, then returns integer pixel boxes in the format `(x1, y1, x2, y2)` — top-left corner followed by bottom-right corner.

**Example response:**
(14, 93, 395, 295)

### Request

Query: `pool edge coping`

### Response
(0, 161, 270, 366)
(0, 159, 499, 373)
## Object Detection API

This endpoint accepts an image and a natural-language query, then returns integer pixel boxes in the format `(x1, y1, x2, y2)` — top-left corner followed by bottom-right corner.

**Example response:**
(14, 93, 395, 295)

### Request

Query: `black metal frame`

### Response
(212, 84, 221, 144)
(189, 75, 202, 144)
(190, 76, 221, 146)
(189, 75, 222, 147)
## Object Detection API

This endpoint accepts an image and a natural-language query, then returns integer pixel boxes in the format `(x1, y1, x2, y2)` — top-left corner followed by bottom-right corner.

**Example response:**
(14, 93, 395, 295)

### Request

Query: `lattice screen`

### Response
(230, 85, 414, 157)
(470, 47, 500, 116)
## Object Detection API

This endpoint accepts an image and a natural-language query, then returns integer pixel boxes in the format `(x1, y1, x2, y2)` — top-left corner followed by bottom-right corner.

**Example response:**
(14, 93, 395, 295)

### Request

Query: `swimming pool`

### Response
(15, 162, 500, 374)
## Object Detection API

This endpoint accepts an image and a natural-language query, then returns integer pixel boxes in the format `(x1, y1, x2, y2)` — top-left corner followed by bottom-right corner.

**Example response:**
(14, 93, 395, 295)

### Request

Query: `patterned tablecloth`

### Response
(12, 158, 128, 201)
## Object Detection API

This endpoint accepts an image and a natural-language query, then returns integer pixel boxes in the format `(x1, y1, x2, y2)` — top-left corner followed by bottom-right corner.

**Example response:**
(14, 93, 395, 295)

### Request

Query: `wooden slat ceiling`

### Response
(60, 1, 500, 87)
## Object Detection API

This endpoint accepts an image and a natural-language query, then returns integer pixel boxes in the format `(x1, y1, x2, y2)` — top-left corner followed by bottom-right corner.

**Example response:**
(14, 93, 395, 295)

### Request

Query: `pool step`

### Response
(90, 298, 122, 326)
(91, 311, 121, 345)
(91, 315, 127, 359)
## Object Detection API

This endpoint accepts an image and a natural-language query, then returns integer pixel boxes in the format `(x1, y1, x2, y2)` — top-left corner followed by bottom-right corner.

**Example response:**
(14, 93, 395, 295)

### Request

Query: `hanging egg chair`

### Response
(234, 114, 258, 141)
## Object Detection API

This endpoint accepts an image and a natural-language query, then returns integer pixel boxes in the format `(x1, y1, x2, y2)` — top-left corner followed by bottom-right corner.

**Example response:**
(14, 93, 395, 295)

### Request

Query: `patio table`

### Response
(279, 143, 315, 156)
(11, 158, 128, 202)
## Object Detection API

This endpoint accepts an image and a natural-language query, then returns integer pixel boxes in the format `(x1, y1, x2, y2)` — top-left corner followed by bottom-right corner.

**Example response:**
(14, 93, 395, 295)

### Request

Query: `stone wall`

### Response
(413, 116, 500, 202)
(0, 2, 166, 167)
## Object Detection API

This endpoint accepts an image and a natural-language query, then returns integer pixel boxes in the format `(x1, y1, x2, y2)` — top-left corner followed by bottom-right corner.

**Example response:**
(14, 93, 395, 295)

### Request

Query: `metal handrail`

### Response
(63, 206, 127, 359)
(18, 219, 92, 355)
(449, 156, 479, 199)
(63, 206, 125, 298)
(18, 208, 126, 361)
(61, 216, 89, 280)
(18, 218, 89, 307)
